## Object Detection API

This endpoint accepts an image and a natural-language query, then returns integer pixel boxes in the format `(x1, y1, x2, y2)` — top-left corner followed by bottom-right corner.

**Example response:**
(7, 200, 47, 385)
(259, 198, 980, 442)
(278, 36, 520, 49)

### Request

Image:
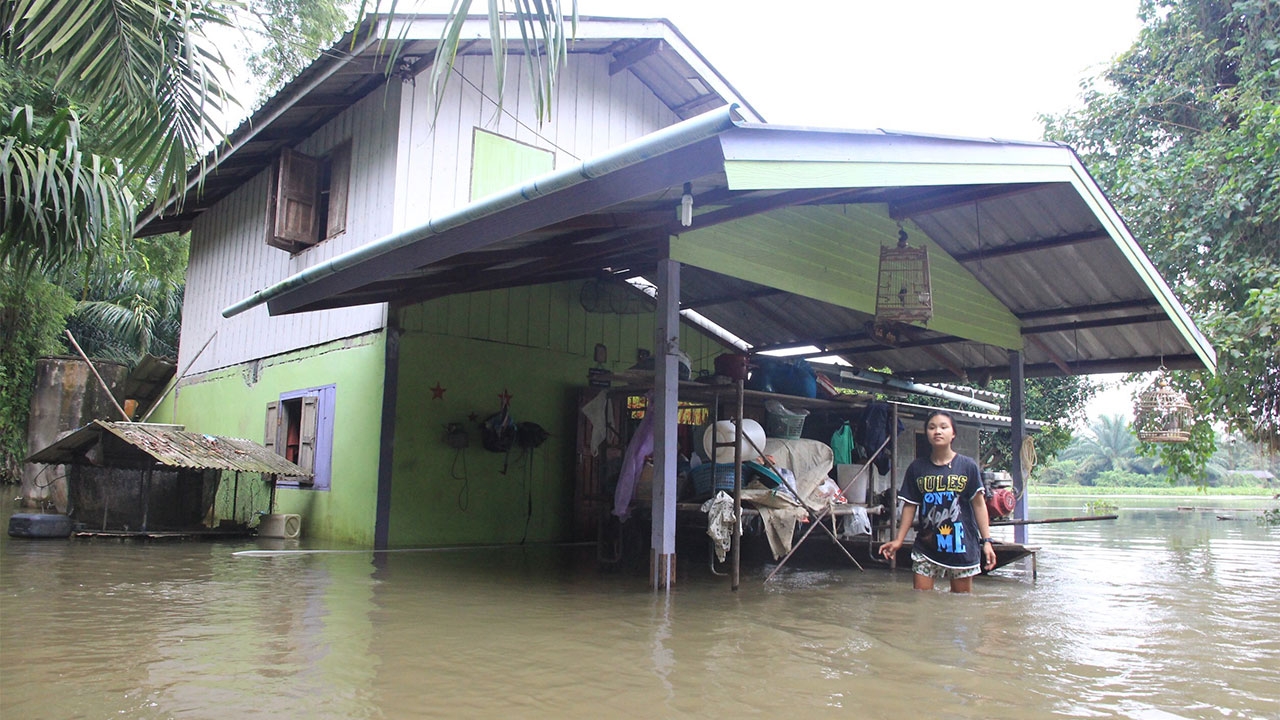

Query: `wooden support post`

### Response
(1009, 350, 1028, 544)
(650, 256, 680, 591)
(141, 467, 153, 531)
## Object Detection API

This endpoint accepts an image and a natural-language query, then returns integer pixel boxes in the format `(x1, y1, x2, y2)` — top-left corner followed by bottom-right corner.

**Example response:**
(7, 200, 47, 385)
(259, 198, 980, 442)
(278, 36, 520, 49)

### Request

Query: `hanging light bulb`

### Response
(680, 182, 693, 227)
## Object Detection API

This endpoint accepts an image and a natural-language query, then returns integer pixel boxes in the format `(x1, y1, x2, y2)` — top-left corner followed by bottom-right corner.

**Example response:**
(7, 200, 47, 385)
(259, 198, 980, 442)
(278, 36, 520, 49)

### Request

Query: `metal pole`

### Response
(63, 330, 130, 421)
(731, 379, 744, 591)
(889, 403, 900, 569)
(650, 257, 681, 591)
(1009, 350, 1028, 544)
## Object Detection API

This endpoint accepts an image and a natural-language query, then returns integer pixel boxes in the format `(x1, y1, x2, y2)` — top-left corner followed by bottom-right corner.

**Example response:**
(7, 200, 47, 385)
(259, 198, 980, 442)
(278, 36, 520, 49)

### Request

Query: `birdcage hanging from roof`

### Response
(1134, 370, 1193, 443)
(875, 228, 933, 324)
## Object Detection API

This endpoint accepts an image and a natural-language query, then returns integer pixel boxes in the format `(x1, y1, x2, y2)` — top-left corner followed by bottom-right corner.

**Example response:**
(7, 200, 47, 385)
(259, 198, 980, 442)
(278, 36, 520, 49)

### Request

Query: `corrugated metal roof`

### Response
(170, 15, 1213, 386)
(27, 421, 311, 476)
(240, 119, 1210, 382)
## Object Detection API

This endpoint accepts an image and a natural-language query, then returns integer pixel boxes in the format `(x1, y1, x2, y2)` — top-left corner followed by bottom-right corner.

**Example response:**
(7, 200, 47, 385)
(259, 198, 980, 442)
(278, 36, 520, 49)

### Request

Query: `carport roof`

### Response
(225, 105, 1214, 384)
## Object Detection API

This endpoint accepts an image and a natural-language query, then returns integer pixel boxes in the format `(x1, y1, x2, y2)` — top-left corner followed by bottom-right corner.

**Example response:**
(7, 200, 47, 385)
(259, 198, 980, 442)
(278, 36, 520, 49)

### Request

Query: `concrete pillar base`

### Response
(651, 550, 676, 590)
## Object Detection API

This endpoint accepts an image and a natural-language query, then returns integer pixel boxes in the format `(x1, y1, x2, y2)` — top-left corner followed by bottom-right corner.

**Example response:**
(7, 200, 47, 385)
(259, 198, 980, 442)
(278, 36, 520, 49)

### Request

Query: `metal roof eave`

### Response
(1059, 152, 1217, 374)
(220, 107, 1214, 379)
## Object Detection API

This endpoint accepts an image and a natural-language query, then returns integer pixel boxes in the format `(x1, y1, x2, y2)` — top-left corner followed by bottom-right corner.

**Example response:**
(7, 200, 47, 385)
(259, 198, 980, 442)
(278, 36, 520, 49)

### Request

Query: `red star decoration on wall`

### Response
(498, 389, 512, 406)
(430, 382, 446, 400)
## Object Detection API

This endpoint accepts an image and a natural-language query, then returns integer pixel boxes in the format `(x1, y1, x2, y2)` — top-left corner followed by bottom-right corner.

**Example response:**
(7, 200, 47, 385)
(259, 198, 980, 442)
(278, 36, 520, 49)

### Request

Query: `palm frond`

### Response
(426, 0, 577, 125)
(3, 0, 235, 211)
(0, 105, 134, 274)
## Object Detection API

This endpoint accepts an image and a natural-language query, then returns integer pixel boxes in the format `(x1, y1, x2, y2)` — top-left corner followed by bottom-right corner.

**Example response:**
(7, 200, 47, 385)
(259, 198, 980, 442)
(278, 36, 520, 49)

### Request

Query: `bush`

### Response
(1093, 469, 1169, 488)
(1031, 459, 1081, 486)
(0, 271, 74, 483)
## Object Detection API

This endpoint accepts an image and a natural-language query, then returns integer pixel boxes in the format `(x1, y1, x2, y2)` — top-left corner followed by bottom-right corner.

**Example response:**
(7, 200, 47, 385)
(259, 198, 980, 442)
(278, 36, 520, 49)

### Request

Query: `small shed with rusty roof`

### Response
(27, 421, 309, 535)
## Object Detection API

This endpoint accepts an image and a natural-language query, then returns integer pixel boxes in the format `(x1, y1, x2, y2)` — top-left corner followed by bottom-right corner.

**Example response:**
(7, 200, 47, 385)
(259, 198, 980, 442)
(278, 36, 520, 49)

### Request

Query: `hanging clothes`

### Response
(830, 421, 855, 466)
(858, 402, 902, 475)
(701, 491, 736, 562)
(580, 391, 612, 456)
(612, 394, 655, 520)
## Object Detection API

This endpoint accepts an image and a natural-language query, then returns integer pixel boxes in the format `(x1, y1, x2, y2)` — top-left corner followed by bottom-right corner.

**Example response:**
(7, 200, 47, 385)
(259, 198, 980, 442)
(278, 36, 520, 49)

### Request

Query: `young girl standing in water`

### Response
(879, 409, 996, 592)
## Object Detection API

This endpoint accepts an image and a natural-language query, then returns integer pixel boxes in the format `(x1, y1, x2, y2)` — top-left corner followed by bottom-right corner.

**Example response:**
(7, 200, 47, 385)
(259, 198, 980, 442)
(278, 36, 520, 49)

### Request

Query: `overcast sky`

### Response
(404, 0, 1146, 141)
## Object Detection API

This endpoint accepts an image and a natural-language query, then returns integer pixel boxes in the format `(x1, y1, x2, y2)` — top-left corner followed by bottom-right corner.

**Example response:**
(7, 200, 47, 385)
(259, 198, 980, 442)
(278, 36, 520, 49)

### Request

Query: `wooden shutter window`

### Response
(296, 395, 319, 485)
(264, 401, 280, 452)
(325, 142, 351, 239)
(273, 148, 320, 248)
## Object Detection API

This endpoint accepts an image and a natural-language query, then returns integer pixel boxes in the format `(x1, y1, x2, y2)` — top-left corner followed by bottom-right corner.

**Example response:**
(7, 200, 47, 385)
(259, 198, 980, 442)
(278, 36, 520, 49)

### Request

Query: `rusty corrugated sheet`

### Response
(27, 420, 311, 476)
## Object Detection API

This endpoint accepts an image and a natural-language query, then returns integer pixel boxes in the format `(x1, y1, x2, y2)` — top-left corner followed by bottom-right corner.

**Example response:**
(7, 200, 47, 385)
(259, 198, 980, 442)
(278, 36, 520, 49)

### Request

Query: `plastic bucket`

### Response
(837, 464, 869, 505)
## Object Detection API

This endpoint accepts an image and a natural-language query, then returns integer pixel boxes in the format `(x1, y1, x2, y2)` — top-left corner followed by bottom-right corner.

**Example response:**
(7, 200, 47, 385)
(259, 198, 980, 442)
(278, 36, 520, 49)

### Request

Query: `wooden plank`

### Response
(527, 283, 551, 349)
(566, 282, 586, 356)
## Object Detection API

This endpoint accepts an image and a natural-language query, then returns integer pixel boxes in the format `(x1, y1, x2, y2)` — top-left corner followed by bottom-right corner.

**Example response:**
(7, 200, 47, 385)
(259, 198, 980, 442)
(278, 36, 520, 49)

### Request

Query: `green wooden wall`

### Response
(670, 204, 1023, 350)
(389, 279, 727, 547)
(157, 334, 387, 546)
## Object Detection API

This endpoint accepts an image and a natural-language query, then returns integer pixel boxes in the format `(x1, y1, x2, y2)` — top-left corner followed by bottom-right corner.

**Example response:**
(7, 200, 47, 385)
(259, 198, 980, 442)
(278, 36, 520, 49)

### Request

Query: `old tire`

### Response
(8, 513, 73, 538)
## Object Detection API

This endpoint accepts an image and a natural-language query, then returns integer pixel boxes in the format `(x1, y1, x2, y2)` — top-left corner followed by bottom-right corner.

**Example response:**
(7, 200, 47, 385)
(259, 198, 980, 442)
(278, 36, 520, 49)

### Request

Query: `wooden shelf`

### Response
(601, 369, 874, 411)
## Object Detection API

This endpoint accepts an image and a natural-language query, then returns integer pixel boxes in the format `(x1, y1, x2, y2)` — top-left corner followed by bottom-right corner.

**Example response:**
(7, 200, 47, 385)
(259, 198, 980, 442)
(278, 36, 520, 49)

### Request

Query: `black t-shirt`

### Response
(898, 454, 985, 569)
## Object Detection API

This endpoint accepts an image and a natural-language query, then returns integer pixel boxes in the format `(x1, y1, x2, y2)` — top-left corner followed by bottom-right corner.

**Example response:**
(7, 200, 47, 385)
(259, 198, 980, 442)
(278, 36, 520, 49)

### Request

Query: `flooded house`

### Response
(132, 14, 1214, 587)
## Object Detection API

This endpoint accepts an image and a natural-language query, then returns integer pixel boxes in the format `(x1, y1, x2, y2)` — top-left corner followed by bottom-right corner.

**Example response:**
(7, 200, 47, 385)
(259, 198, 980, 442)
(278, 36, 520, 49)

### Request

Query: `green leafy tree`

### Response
(1043, 0, 1280, 476)
(241, 0, 354, 100)
(61, 246, 186, 364)
(979, 375, 1101, 471)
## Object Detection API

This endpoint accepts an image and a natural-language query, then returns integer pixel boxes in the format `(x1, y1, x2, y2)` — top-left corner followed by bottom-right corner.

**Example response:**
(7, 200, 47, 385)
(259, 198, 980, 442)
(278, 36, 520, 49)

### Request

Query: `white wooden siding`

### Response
(184, 50, 682, 375)
(394, 52, 680, 229)
(180, 85, 403, 374)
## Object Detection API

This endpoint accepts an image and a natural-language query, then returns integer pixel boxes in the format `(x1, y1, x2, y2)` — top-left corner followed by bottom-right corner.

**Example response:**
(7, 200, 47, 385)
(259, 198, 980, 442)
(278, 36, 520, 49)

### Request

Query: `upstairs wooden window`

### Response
(266, 141, 351, 252)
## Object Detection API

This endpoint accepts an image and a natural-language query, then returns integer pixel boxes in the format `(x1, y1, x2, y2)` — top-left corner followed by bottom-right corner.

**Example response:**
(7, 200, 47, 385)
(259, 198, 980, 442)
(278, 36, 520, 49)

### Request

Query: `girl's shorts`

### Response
(911, 551, 981, 580)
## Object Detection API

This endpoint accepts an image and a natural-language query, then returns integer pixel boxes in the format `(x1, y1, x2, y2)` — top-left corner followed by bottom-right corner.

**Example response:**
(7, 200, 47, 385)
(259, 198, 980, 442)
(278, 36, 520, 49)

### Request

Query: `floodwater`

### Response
(3, 497, 1278, 720)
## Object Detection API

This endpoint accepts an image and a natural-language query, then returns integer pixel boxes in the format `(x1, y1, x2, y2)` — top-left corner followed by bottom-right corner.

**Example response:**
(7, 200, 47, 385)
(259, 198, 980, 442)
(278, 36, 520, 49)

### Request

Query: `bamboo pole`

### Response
(64, 330, 130, 421)
(992, 514, 1117, 527)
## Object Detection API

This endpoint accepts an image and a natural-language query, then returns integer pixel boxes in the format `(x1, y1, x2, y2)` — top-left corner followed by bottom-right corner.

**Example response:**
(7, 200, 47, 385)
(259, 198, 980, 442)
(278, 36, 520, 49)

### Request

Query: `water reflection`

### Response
(3, 498, 1278, 719)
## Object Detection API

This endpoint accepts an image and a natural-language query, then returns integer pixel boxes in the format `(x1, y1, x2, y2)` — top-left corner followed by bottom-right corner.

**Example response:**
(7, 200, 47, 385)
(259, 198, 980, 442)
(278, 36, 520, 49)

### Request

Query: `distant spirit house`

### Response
(134, 15, 1214, 588)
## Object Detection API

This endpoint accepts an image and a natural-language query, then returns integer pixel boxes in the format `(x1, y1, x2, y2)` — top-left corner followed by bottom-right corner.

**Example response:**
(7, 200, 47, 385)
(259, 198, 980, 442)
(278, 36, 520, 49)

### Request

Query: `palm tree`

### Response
(1, 0, 232, 272)
(1062, 414, 1143, 476)
(66, 265, 184, 365)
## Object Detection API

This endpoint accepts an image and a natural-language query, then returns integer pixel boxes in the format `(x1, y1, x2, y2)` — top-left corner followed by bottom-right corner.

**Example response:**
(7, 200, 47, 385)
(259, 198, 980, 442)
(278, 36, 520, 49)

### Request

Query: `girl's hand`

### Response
(982, 542, 997, 570)
(880, 539, 902, 560)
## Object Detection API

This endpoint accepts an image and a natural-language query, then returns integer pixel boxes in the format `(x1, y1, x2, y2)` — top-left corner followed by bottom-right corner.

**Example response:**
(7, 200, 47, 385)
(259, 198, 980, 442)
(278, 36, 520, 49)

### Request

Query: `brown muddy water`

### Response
(3, 497, 1278, 719)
